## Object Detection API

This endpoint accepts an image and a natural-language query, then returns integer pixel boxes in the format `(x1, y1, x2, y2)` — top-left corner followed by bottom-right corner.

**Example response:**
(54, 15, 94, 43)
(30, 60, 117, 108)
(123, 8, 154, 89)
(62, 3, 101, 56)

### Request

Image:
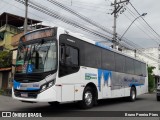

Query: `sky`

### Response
(0, 0, 160, 48)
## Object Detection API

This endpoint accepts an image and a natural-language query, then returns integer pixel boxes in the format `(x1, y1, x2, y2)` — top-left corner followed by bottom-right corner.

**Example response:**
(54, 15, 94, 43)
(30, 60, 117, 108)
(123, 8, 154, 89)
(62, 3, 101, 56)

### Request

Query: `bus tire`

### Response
(129, 87, 136, 102)
(157, 96, 160, 101)
(79, 86, 94, 109)
(48, 101, 59, 106)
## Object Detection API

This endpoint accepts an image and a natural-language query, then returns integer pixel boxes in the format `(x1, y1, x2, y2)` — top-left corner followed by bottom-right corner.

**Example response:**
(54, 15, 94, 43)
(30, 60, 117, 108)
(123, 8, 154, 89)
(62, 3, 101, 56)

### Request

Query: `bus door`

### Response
(59, 44, 80, 101)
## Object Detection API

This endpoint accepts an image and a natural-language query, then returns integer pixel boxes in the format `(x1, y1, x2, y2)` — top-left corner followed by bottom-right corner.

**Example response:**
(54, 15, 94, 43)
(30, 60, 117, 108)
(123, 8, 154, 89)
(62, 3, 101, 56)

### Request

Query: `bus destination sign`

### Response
(21, 29, 54, 42)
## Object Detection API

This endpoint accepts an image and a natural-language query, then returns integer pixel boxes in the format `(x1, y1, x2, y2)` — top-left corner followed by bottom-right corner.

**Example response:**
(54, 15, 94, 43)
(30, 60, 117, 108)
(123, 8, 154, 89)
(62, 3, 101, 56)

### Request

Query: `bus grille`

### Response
(14, 70, 55, 83)
(14, 89, 39, 98)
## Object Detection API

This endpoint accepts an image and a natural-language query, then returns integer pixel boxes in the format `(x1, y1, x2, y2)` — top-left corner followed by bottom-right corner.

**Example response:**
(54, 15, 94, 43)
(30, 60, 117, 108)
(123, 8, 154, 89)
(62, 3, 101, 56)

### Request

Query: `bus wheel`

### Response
(79, 87, 94, 109)
(129, 87, 136, 102)
(157, 96, 160, 101)
(48, 101, 59, 106)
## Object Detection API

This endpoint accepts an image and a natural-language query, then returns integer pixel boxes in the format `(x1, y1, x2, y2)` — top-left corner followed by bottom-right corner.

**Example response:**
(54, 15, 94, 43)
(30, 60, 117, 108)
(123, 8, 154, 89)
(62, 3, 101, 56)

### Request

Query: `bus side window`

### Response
(59, 44, 79, 77)
(65, 46, 79, 67)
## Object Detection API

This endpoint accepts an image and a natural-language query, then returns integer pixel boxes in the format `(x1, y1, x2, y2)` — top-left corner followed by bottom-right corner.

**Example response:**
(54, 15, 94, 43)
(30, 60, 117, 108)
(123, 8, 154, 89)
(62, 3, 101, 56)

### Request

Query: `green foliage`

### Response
(148, 66, 155, 92)
(0, 51, 12, 68)
(0, 89, 4, 95)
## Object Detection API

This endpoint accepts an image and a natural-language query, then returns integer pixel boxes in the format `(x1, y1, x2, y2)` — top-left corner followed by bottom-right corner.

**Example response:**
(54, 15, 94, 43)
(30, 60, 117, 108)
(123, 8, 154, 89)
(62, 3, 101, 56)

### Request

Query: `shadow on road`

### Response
(97, 97, 145, 107)
(15, 96, 145, 112)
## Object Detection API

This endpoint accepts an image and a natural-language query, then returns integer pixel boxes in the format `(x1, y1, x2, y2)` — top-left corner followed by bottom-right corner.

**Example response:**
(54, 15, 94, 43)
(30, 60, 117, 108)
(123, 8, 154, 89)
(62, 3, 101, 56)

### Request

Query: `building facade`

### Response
(0, 12, 42, 92)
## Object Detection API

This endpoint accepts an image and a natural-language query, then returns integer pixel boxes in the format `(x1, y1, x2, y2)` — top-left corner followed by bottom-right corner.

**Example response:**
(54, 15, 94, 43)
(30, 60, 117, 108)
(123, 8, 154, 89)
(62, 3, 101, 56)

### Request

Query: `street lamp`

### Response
(120, 13, 147, 40)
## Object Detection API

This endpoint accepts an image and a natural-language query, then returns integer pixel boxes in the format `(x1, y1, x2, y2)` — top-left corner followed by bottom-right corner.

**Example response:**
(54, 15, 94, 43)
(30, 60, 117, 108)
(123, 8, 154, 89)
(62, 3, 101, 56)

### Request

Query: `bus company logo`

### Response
(33, 84, 39, 87)
(20, 84, 27, 87)
(22, 80, 29, 82)
(85, 73, 97, 80)
(2, 112, 11, 117)
(17, 86, 20, 90)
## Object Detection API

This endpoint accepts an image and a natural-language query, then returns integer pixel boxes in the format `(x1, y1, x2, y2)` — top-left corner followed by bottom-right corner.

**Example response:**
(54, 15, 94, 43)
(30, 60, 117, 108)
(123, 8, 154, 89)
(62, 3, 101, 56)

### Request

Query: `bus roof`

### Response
(57, 27, 146, 64)
(22, 27, 146, 64)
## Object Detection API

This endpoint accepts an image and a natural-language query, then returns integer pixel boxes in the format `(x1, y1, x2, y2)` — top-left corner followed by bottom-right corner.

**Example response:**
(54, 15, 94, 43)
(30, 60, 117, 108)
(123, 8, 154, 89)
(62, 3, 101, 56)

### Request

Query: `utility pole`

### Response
(24, 0, 28, 34)
(113, 0, 117, 49)
(111, 0, 129, 49)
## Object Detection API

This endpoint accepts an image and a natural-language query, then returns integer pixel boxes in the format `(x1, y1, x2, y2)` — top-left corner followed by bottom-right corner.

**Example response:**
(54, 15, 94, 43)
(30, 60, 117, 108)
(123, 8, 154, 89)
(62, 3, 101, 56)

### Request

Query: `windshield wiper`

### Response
(28, 41, 42, 62)
(43, 41, 52, 66)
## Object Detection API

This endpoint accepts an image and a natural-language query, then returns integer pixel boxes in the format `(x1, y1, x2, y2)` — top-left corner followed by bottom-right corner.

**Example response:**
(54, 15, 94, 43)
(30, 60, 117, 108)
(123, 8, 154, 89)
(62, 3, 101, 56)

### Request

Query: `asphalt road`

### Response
(0, 93, 160, 120)
(0, 93, 160, 111)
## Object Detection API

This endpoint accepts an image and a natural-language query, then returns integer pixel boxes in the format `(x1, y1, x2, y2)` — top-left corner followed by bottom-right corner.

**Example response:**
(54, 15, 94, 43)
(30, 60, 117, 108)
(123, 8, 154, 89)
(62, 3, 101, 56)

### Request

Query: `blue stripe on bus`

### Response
(129, 83, 144, 87)
(26, 88, 40, 90)
(98, 69, 112, 91)
(13, 80, 40, 91)
(13, 80, 21, 89)
(95, 42, 112, 50)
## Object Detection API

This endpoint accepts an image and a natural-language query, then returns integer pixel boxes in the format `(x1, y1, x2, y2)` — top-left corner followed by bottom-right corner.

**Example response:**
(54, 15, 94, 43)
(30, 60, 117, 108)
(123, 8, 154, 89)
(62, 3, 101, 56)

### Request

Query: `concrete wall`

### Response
(0, 73, 2, 89)
(11, 32, 24, 48)
(0, 24, 21, 50)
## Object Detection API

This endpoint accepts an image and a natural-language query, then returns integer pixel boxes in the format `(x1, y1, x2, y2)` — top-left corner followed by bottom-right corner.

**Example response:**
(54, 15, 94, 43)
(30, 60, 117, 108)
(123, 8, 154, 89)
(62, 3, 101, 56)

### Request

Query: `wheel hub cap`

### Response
(84, 91, 92, 105)
(132, 90, 135, 100)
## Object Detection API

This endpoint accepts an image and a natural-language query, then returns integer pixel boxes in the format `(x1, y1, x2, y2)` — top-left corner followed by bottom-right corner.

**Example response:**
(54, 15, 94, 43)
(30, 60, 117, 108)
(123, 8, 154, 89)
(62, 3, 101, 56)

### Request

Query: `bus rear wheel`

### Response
(157, 96, 160, 101)
(128, 87, 136, 102)
(79, 86, 94, 109)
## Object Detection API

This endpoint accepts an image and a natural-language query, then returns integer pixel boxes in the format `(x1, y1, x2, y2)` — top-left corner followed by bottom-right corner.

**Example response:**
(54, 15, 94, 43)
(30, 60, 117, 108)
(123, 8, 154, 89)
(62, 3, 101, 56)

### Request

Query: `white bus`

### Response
(12, 27, 148, 109)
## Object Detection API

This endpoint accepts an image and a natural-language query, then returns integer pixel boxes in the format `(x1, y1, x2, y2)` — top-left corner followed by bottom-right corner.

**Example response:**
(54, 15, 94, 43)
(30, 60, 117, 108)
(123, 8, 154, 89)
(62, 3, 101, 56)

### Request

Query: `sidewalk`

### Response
(0, 89, 12, 96)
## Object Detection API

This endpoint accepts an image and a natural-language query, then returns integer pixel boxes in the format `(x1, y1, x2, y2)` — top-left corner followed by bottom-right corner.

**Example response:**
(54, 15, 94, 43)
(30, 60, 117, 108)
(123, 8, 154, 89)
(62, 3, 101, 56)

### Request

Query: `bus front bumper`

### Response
(12, 86, 57, 102)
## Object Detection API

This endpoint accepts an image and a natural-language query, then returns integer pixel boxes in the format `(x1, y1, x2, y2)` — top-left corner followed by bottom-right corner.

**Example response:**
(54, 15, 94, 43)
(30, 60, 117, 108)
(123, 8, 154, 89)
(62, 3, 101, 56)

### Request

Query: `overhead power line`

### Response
(60, 0, 111, 7)
(122, 12, 160, 44)
(14, 0, 160, 64)
(15, 0, 113, 41)
(122, 37, 160, 63)
(124, 5, 160, 44)
(46, 0, 113, 36)
(129, 2, 160, 43)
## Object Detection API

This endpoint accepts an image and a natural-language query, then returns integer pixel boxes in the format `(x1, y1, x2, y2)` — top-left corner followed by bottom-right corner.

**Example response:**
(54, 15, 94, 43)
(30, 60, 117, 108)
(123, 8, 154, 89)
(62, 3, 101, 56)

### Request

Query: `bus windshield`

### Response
(16, 38, 57, 74)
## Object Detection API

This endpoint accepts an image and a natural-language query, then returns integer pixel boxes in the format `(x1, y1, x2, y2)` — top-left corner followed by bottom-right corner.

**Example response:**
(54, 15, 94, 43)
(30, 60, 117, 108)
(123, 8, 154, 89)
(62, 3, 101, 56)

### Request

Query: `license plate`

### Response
(21, 93, 28, 97)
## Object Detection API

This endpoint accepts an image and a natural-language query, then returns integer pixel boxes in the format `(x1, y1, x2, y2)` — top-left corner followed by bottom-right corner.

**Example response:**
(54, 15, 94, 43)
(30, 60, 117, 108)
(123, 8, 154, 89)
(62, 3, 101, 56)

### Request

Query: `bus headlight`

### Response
(41, 85, 47, 91)
(40, 80, 55, 92)
(48, 81, 54, 87)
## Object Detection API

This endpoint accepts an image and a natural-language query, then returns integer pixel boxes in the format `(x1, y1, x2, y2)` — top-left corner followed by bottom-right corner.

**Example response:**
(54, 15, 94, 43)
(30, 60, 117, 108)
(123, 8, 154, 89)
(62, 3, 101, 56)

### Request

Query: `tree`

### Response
(0, 51, 12, 68)
(148, 66, 155, 92)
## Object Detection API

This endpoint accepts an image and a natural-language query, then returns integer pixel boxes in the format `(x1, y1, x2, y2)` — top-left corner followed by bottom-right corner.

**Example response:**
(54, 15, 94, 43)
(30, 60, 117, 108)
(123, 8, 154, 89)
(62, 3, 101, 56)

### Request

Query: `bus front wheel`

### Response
(79, 86, 94, 109)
